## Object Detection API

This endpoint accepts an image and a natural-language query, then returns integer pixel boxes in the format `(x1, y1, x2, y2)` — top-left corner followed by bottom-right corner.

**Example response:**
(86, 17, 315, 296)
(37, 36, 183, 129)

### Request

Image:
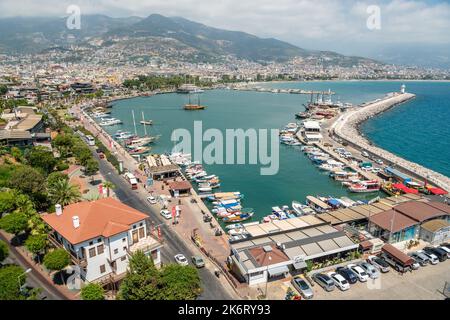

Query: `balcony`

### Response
(48, 233, 87, 267)
(128, 235, 163, 254)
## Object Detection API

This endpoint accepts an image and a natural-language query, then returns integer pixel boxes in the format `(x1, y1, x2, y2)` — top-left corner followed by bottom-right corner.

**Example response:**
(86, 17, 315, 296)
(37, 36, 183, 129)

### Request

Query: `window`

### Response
(139, 222, 143, 226)
(100, 265, 106, 273)
(97, 244, 104, 255)
(97, 238, 102, 243)
(122, 238, 126, 242)
(89, 247, 96, 258)
(89, 241, 93, 246)
(123, 246, 127, 251)
(114, 248, 119, 254)
(138, 227, 145, 239)
(121, 256, 126, 261)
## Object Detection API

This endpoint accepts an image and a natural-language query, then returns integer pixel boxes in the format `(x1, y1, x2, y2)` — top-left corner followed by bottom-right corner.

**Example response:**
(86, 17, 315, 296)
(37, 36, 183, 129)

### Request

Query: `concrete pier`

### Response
(332, 92, 450, 192)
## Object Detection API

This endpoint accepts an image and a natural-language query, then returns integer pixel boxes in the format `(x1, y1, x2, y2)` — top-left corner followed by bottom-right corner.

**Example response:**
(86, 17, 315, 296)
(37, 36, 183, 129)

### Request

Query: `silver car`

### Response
(358, 262, 380, 279)
(291, 276, 314, 299)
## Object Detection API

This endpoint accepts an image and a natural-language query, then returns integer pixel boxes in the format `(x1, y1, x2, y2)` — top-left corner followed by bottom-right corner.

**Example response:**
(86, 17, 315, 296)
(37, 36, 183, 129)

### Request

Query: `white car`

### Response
(160, 209, 172, 219)
(327, 272, 350, 291)
(347, 264, 369, 282)
(147, 196, 157, 204)
(174, 254, 189, 266)
(371, 167, 381, 173)
(417, 250, 439, 265)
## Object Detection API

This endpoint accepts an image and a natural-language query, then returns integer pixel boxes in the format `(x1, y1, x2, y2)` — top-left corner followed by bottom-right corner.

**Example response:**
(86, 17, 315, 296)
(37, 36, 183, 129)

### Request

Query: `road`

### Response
(0, 233, 66, 300)
(92, 151, 232, 300)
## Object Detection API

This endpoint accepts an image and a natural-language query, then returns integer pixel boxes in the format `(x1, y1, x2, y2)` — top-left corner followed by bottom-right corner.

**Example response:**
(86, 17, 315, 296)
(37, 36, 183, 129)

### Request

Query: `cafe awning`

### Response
(267, 265, 289, 277)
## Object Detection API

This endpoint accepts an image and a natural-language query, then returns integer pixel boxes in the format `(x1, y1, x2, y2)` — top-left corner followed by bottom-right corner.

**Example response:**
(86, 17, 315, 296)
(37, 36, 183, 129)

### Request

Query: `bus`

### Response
(85, 135, 96, 146)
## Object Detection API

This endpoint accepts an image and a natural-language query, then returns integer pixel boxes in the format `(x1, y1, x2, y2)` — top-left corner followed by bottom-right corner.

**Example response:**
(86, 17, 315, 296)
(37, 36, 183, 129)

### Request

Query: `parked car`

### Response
(417, 250, 439, 265)
(160, 209, 172, 219)
(191, 255, 205, 268)
(291, 276, 314, 299)
(336, 267, 358, 284)
(410, 260, 420, 270)
(347, 264, 369, 282)
(361, 151, 369, 157)
(375, 159, 384, 165)
(438, 246, 450, 258)
(327, 272, 350, 291)
(408, 252, 430, 266)
(312, 273, 335, 292)
(174, 254, 188, 266)
(358, 262, 380, 279)
(367, 255, 390, 273)
(423, 247, 448, 262)
(147, 196, 157, 204)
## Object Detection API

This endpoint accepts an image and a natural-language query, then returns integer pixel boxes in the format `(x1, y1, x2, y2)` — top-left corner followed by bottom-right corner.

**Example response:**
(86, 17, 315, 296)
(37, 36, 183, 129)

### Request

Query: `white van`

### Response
(85, 135, 96, 146)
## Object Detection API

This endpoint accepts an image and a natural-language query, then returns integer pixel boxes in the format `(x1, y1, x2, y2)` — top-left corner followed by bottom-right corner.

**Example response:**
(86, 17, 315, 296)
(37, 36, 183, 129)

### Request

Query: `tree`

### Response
(84, 159, 99, 180)
(24, 146, 57, 175)
(43, 249, 70, 284)
(102, 181, 115, 197)
(25, 234, 48, 262)
(0, 265, 26, 300)
(0, 212, 29, 236)
(81, 283, 105, 300)
(10, 147, 23, 162)
(0, 190, 15, 217)
(46, 171, 69, 188)
(0, 85, 7, 96)
(47, 178, 81, 206)
(9, 165, 45, 197)
(52, 134, 74, 158)
(118, 251, 163, 300)
(160, 264, 201, 300)
(0, 240, 9, 262)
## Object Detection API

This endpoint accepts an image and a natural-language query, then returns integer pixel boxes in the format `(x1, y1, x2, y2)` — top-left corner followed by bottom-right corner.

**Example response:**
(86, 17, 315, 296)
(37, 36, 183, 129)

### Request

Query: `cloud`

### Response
(0, 0, 449, 57)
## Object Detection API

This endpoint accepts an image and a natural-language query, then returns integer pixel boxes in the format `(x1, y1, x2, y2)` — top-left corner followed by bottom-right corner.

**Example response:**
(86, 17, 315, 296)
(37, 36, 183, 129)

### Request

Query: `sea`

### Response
(102, 81, 450, 222)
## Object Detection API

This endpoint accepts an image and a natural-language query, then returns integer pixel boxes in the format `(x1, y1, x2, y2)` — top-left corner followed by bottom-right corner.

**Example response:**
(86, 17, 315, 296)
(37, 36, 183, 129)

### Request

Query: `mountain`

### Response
(0, 14, 377, 66)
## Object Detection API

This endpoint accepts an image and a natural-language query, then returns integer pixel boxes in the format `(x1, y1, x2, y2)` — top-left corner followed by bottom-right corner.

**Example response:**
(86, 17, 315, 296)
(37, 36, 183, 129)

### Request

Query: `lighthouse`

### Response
(400, 84, 406, 94)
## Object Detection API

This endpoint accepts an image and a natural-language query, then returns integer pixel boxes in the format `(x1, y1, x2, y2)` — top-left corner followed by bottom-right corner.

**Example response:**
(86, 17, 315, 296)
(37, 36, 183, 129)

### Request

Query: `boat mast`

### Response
(141, 111, 147, 136)
(132, 110, 137, 136)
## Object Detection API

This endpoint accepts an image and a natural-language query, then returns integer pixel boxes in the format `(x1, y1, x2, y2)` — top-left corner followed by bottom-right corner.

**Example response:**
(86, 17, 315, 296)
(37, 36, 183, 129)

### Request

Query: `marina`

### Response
(93, 81, 449, 227)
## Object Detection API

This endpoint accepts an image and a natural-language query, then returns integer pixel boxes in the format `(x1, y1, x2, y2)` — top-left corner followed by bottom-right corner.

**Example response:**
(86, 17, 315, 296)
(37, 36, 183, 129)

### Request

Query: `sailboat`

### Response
(184, 93, 206, 110)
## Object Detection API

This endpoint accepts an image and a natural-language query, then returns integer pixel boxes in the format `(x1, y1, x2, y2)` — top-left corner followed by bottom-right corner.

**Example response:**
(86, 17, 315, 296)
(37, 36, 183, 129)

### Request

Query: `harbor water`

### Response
(103, 81, 450, 221)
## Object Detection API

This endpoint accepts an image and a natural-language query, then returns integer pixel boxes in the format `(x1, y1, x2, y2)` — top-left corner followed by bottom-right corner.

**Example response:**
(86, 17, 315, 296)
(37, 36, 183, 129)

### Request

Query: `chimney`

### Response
(55, 204, 62, 216)
(72, 216, 80, 229)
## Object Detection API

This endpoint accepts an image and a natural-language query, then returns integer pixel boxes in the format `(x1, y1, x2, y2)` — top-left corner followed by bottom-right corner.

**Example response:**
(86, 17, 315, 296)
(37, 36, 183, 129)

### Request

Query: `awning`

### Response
(392, 183, 419, 194)
(427, 187, 448, 195)
(267, 265, 289, 277)
(293, 261, 307, 270)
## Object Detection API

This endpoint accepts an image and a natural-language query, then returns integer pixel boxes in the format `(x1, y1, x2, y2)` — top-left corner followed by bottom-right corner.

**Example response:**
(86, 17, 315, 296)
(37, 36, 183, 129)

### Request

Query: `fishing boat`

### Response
(295, 112, 310, 119)
(225, 223, 244, 231)
(222, 212, 254, 223)
(348, 180, 381, 193)
(292, 201, 310, 216)
(306, 196, 331, 213)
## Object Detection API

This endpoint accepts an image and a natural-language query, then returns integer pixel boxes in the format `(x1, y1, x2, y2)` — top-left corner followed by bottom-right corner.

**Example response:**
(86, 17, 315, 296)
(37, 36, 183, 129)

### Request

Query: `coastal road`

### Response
(91, 151, 232, 300)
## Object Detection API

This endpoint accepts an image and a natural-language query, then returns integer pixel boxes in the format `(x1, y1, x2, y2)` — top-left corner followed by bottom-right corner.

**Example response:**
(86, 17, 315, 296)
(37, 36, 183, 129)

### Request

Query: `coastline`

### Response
(332, 92, 450, 192)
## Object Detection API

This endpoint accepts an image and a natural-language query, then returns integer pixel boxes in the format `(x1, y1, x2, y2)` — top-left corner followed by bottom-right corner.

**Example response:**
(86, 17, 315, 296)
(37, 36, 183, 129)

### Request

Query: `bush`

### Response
(81, 283, 105, 300)
(43, 249, 70, 272)
(0, 240, 9, 262)
(0, 265, 26, 300)
(56, 162, 70, 171)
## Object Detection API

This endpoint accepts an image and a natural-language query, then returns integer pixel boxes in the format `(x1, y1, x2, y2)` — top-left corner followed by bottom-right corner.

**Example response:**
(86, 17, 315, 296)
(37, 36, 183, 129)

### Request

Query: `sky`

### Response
(0, 0, 449, 67)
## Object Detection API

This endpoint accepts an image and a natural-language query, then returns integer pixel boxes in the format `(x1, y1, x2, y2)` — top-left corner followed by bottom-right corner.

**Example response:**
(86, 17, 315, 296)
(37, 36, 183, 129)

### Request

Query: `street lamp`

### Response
(18, 268, 32, 293)
(265, 255, 272, 299)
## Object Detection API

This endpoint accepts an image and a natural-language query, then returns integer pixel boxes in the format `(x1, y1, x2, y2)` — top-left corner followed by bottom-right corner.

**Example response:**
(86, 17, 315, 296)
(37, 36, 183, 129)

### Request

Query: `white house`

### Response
(42, 198, 163, 284)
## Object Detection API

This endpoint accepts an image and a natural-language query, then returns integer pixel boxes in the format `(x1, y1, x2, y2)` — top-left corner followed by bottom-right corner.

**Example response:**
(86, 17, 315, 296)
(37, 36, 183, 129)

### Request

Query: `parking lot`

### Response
(312, 260, 449, 300)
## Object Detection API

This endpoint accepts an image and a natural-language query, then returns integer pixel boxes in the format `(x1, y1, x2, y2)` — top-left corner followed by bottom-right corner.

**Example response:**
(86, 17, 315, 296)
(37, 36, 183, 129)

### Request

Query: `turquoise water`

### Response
(105, 81, 450, 221)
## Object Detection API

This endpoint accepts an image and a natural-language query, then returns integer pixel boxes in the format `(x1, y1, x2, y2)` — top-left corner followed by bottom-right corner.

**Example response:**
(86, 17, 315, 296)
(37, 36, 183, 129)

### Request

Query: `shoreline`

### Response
(332, 92, 450, 192)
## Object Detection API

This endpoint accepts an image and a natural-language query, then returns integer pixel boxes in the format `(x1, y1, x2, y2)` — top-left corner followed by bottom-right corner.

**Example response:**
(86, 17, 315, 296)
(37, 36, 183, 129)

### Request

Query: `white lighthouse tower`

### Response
(400, 84, 406, 94)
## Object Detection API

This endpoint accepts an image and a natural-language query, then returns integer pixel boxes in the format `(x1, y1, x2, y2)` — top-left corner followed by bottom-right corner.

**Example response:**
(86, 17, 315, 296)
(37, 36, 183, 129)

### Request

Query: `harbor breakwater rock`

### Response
(333, 92, 450, 192)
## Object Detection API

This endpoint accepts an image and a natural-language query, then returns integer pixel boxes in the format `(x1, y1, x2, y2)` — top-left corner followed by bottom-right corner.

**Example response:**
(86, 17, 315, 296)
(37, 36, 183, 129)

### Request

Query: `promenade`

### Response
(332, 92, 450, 192)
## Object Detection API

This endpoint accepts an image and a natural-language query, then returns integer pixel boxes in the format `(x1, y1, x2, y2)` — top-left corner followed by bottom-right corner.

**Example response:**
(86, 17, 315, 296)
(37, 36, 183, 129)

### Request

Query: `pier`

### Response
(331, 92, 450, 192)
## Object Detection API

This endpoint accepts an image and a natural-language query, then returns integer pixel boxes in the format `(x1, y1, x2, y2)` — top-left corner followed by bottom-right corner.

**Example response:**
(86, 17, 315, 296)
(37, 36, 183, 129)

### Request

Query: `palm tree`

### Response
(48, 178, 81, 206)
(102, 181, 115, 197)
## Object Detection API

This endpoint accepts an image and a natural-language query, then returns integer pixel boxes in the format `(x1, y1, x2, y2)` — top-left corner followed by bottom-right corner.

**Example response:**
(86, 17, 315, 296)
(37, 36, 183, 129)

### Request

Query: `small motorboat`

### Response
(140, 120, 153, 125)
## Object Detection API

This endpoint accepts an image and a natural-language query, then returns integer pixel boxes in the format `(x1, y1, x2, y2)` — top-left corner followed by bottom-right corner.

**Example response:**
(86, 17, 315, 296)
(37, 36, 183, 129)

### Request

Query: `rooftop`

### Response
(369, 209, 418, 233)
(42, 198, 148, 244)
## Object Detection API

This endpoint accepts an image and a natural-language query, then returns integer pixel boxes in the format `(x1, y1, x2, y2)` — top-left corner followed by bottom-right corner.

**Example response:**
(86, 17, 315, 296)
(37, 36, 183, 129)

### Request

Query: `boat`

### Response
(184, 94, 206, 110)
(128, 146, 151, 154)
(306, 196, 331, 213)
(348, 180, 381, 193)
(140, 120, 153, 125)
(177, 84, 204, 94)
(225, 223, 244, 230)
(198, 187, 212, 193)
(222, 212, 254, 223)
(114, 131, 134, 140)
(99, 118, 122, 126)
(126, 136, 157, 147)
(292, 201, 309, 216)
(295, 112, 310, 119)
